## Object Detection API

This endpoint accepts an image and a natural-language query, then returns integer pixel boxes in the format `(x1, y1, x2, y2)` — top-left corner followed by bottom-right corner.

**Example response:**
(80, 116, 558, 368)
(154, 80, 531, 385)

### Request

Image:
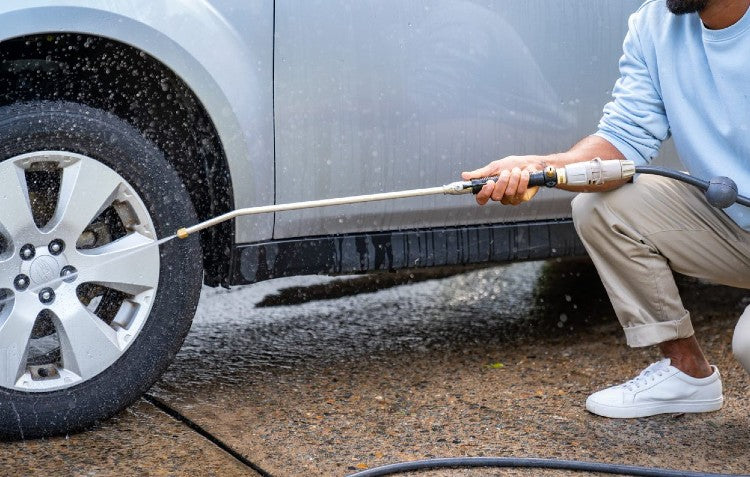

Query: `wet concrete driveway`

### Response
(2, 258, 749, 476)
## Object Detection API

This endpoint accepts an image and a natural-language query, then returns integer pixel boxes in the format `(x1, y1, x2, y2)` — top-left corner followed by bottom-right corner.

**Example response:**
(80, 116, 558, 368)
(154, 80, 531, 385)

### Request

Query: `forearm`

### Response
(547, 135, 628, 192)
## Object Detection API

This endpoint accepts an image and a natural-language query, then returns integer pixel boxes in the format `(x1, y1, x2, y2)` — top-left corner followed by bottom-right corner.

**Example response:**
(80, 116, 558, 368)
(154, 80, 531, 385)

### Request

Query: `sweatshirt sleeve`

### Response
(595, 11, 669, 165)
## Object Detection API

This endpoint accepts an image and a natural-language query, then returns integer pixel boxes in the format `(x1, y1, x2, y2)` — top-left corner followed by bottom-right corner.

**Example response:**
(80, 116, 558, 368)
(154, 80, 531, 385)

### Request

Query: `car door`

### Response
(273, 0, 645, 239)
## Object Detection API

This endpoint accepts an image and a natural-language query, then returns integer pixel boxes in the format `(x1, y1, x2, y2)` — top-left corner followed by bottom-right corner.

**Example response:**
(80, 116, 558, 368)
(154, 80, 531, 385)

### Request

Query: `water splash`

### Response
(157, 234, 177, 246)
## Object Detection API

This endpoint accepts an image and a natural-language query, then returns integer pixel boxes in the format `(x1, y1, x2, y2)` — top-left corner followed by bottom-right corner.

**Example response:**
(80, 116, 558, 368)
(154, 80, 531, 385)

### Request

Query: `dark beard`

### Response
(666, 0, 710, 14)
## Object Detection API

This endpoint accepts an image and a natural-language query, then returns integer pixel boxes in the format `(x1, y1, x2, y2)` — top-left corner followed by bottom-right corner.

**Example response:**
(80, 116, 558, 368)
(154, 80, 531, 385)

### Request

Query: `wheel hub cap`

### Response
(27, 253, 65, 289)
(0, 151, 160, 392)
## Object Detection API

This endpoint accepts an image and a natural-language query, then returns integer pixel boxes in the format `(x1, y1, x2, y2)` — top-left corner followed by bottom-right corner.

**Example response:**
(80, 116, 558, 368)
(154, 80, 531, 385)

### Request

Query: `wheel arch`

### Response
(0, 3, 275, 285)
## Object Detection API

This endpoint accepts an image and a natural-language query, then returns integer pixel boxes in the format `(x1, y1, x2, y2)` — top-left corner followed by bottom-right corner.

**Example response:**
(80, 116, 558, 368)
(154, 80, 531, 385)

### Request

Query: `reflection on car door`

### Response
(273, 0, 643, 239)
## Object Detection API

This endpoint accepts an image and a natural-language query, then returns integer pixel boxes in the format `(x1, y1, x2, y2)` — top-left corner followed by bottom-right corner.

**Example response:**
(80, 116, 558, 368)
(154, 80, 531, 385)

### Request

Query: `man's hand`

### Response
(462, 137, 626, 205)
(461, 156, 548, 206)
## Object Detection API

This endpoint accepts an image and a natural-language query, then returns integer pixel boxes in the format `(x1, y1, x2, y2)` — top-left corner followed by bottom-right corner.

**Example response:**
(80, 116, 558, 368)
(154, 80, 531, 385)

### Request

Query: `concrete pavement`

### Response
(2, 258, 748, 476)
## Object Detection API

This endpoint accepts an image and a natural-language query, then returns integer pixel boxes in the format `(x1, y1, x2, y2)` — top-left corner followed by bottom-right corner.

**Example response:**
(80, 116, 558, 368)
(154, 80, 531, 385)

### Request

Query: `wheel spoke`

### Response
(46, 157, 123, 238)
(55, 304, 122, 379)
(0, 298, 37, 388)
(0, 256, 19, 290)
(76, 232, 159, 296)
(0, 160, 36, 238)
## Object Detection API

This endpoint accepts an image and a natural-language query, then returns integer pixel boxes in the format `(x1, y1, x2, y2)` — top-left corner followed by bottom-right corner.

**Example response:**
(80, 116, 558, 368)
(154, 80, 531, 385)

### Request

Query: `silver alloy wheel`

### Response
(0, 151, 159, 392)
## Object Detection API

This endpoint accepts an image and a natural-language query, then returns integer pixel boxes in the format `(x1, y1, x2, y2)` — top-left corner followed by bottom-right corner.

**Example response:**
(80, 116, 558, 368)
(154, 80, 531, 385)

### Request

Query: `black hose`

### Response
(635, 166, 711, 190)
(635, 166, 750, 208)
(347, 456, 745, 477)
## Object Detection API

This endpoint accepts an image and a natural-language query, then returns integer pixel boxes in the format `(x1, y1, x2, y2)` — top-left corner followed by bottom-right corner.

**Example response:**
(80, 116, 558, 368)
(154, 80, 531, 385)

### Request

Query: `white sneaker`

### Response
(586, 358, 723, 418)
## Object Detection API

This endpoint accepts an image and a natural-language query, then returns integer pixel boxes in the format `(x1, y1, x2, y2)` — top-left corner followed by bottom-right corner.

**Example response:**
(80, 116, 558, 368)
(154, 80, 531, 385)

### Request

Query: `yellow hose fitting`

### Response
(176, 228, 190, 239)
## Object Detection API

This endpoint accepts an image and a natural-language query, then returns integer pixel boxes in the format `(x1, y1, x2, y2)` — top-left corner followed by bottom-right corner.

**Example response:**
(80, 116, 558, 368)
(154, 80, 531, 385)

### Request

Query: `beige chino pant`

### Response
(571, 174, 750, 348)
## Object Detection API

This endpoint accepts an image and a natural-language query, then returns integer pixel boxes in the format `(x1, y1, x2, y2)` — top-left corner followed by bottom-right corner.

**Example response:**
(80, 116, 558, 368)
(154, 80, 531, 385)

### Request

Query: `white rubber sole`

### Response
(586, 396, 724, 418)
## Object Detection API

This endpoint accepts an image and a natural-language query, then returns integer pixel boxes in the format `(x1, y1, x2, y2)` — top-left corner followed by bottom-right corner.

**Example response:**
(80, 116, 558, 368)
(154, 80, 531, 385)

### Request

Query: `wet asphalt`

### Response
(2, 257, 749, 476)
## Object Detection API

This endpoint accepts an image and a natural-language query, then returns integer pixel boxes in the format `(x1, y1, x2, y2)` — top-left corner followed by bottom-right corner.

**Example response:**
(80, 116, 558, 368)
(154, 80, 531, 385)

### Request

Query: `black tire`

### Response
(0, 101, 203, 439)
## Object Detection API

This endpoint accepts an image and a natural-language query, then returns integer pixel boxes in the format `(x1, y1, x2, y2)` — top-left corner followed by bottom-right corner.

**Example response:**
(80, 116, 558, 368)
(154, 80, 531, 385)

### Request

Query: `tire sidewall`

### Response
(0, 101, 202, 439)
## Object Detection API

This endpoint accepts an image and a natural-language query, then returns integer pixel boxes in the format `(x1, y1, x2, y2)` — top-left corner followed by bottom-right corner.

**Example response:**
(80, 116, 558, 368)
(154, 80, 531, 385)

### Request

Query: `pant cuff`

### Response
(623, 312, 694, 347)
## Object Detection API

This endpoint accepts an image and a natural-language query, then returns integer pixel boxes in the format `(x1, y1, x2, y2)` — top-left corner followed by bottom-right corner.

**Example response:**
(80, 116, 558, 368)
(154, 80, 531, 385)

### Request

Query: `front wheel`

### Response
(0, 101, 202, 439)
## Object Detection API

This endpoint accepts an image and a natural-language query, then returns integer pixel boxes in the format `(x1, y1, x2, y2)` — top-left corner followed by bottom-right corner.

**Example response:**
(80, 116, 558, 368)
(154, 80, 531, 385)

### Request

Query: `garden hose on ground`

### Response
(346, 456, 746, 477)
(175, 158, 750, 239)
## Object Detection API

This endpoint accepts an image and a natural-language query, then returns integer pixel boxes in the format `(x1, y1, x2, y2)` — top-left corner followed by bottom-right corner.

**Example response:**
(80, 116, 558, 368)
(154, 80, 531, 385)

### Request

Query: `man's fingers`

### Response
(520, 166, 540, 202)
(464, 160, 541, 206)
(504, 167, 522, 197)
(502, 167, 538, 205)
(490, 170, 510, 201)
(475, 180, 494, 205)
(516, 169, 530, 196)
(501, 178, 539, 206)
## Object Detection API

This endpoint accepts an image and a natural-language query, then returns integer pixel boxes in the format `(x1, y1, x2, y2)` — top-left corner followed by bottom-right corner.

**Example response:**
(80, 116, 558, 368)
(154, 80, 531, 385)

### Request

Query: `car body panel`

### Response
(0, 0, 275, 243)
(272, 0, 675, 239)
(0, 1, 682, 248)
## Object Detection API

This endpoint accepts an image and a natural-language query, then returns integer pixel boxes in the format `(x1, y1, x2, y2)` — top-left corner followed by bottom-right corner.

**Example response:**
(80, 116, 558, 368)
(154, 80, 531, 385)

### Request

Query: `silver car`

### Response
(0, 0, 648, 438)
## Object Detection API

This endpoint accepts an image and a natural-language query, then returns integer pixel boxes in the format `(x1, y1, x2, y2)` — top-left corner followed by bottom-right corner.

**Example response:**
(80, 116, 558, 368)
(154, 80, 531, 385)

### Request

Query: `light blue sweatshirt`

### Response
(595, 0, 750, 231)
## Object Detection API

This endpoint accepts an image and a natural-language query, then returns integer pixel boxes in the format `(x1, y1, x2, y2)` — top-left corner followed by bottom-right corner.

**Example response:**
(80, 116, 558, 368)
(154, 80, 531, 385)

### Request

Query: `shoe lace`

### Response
(620, 359, 670, 392)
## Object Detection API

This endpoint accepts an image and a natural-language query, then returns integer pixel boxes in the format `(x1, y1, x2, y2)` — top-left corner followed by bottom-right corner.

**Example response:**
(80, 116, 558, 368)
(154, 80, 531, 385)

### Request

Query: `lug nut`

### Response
(38, 288, 55, 305)
(13, 274, 30, 291)
(19, 244, 35, 260)
(60, 265, 78, 283)
(48, 239, 65, 255)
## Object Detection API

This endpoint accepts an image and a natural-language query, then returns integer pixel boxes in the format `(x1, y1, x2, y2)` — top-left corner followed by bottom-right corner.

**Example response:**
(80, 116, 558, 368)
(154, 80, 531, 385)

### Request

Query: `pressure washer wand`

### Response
(176, 158, 637, 238)
(176, 183, 472, 239)
(175, 158, 749, 239)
